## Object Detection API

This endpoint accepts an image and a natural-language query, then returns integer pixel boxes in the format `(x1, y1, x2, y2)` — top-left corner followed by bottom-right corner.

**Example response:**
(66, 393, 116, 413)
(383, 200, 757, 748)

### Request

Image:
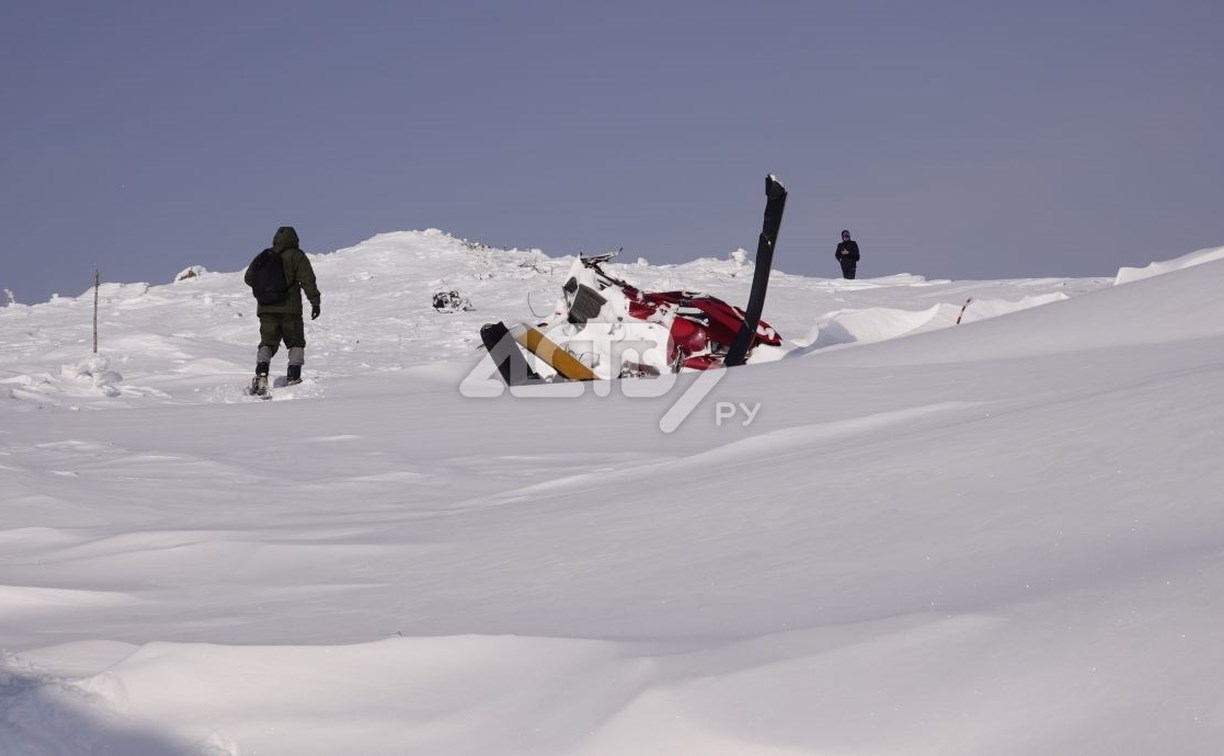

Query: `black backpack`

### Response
(249, 248, 290, 305)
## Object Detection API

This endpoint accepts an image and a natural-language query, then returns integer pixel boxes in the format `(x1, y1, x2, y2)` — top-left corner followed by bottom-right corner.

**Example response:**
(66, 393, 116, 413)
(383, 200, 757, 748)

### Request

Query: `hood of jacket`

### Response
(272, 226, 300, 252)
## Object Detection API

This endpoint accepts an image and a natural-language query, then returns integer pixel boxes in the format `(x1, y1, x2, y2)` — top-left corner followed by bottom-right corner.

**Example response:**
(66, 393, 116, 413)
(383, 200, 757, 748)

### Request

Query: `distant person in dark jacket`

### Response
(244, 226, 322, 396)
(835, 229, 860, 279)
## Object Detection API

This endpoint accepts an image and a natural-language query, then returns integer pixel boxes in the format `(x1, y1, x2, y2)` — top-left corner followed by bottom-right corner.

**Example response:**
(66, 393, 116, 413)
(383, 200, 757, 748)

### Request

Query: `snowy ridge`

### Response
(0, 229, 1111, 412)
(3, 232, 1224, 755)
(1113, 243, 1224, 285)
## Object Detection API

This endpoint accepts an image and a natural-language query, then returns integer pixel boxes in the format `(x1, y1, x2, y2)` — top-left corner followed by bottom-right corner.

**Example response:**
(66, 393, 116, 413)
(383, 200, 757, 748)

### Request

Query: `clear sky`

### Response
(2, 0, 1221, 303)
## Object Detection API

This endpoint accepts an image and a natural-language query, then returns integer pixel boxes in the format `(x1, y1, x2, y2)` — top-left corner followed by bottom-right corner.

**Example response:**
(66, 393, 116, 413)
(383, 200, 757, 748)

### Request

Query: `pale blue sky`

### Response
(2, 1, 1221, 303)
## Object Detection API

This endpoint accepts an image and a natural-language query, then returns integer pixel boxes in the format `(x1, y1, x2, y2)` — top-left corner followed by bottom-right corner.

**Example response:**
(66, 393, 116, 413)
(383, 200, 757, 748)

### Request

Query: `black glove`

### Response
(311, 302, 321, 320)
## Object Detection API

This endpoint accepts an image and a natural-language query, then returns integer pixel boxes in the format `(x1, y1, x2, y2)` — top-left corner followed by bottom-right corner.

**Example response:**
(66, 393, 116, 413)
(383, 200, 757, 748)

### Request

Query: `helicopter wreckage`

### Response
(480, 175, 788, 386)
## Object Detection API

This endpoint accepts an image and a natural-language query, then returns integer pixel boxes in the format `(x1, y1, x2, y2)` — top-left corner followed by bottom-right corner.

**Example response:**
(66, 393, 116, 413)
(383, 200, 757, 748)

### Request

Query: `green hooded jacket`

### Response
(244, 226, 322, 316)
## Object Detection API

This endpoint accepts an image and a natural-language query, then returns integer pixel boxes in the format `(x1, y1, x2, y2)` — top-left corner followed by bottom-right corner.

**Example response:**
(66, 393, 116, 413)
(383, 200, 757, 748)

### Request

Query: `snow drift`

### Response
(2, 232, 1223, 756)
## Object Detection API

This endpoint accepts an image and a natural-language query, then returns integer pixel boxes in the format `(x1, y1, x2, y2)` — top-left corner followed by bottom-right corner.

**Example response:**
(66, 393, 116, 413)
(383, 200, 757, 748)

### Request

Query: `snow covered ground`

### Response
(2, 230, 1223, 755)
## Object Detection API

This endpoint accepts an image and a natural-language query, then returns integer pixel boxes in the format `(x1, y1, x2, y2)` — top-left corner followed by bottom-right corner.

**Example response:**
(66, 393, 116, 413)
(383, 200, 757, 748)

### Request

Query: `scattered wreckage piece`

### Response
(432, 290, 473, 313)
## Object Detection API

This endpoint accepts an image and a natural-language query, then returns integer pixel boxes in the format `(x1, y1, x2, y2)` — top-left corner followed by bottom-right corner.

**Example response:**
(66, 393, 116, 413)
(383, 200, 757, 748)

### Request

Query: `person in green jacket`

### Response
(244, 226, 322, 395)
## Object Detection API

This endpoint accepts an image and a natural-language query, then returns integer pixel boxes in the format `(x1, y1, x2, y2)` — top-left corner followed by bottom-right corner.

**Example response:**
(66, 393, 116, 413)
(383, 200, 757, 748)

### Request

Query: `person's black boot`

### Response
(250, 361, 270, 396)
(286, 364, 302, 386)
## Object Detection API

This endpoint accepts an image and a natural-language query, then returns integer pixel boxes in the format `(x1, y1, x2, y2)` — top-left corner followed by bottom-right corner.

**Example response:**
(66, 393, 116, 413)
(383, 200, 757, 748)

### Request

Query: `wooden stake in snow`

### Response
(956, 297, 973, 325)
(93, 269, 100, 354)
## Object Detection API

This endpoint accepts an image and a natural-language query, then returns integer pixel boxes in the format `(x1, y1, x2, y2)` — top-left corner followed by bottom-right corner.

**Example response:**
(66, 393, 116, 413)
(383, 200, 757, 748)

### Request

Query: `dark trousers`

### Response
(840, 261, 857, 280)
(257, 313, 306, 364)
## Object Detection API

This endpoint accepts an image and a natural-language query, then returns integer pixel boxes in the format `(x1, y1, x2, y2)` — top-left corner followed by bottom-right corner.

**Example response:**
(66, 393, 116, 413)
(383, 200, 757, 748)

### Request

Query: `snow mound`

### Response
(802, 292, 1070, 350)
(175, 266, 209, 282)
(1114, 244, 1224, 285)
